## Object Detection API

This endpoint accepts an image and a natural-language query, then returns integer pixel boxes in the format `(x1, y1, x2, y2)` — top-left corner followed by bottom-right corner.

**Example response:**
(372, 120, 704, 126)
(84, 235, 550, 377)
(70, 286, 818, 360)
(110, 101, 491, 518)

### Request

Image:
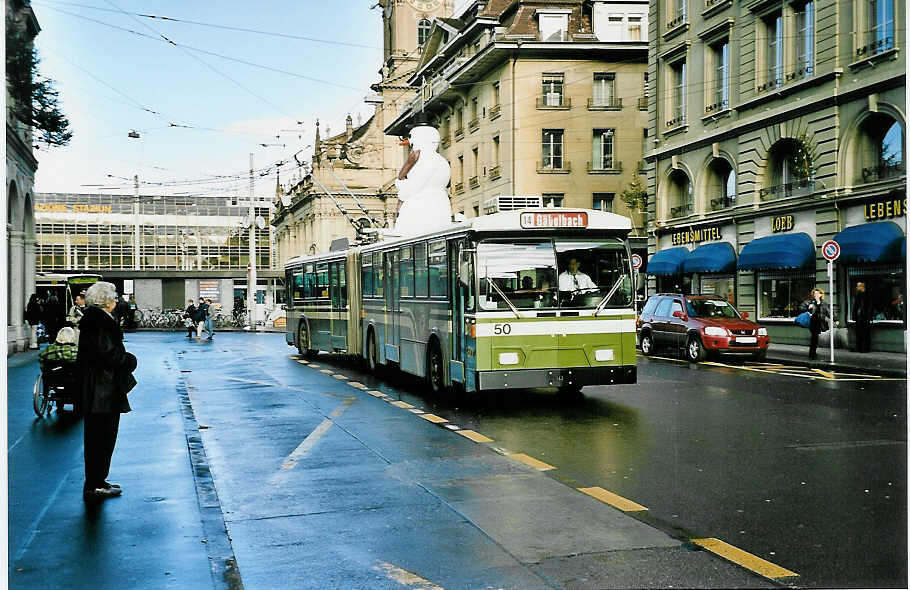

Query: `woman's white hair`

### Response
(85, 281, 118, 308)
(55, 326, 76, 345)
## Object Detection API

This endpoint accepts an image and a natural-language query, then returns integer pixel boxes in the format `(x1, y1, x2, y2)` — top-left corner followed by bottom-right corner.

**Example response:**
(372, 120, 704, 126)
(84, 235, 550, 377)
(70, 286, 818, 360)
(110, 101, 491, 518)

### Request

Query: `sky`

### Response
(30, 0, 396, 200)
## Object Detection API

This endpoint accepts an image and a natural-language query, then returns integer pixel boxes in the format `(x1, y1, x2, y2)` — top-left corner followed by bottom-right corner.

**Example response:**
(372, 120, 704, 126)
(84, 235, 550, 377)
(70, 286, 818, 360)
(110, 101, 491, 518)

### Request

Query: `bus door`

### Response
(383, 250, 400, 362)
(329, 261, 347, 351)
(453, 239, 476, 391)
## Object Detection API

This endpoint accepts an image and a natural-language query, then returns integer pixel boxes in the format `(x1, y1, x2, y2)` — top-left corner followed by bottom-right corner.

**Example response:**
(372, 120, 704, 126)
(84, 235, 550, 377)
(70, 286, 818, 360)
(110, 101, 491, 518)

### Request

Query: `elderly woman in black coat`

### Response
(78, 281, 137, 501)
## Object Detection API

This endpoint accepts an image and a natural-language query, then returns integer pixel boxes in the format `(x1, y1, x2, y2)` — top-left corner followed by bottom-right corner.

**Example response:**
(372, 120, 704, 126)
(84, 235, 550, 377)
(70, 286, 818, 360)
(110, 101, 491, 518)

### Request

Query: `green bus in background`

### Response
(285, 209, 637, 394)
(35, 272, 102, 324)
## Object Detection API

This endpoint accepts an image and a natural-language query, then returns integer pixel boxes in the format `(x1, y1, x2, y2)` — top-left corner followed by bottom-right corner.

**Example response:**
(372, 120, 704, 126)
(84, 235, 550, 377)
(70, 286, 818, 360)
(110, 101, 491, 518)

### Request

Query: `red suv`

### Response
(637, 294, 770, 362)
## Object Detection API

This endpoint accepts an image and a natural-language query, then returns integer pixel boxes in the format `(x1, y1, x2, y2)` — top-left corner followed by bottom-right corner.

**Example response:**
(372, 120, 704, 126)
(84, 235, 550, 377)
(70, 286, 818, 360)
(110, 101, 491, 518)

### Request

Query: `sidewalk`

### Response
(766, 343, 907, 377)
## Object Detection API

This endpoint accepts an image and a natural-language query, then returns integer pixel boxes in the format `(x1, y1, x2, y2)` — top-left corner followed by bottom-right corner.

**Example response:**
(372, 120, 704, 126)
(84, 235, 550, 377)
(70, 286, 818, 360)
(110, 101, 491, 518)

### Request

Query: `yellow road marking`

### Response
(420, 413, 448, 424)
(332, 374, 348, 380)
(812, 368, 834, 379)
(578, 486, 648, 512)
(457, 430, 493, 443)
(374, 561, 444, 590)
(691, 538, 798, 580)
(367, 390, 386, 398)
(409, 408, 424, 414)
(508, 453, 555, 471)
(349, 381, 368, 389)
(296, 359, 309, 364)
(319, 369, 333, 374)
(391, 400, 414, 409)
(650, 355, 687, 363)
(309, 364, 320, 368)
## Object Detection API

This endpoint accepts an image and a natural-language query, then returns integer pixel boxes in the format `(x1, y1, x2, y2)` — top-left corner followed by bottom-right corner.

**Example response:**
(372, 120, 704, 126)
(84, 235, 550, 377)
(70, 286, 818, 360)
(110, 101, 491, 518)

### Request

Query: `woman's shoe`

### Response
(83, 487, 122, 500)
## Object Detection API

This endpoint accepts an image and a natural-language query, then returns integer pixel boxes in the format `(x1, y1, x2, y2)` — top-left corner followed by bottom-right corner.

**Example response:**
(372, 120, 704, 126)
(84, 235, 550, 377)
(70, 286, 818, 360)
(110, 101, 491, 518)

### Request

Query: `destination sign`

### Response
(520, 211, 588, 229)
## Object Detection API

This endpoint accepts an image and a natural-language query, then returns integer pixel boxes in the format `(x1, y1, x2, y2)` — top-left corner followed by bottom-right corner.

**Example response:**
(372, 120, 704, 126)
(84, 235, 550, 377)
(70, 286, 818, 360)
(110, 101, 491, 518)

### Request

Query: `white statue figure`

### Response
(393, 124, 452, 235)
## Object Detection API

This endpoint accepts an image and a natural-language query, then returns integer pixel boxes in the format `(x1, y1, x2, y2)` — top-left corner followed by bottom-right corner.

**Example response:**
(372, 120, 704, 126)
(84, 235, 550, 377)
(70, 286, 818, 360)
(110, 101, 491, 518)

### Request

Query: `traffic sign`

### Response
(631, 253, 643, 270)
(821, 239, 841, 261)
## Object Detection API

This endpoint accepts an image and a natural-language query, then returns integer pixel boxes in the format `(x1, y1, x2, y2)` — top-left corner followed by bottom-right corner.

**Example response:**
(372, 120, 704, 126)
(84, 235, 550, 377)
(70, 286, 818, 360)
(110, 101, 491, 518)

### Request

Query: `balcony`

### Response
(587, 97, 622, 110)
(442, 56, 469, 79)
(856, 36, 894, 58)
(489, 103, 501, 120)
(710, 196, 735, 211)
(666, 13, 687, 30)
(587, 160, 623, 174)
(638, 160, 647, 172)
(759, 178, 816, 200)
(454, 127, 464, 141)
(440, 136, 451, 149)
(488, 164, 501, 180)
(468, 117, 479, 131)
(537, 161, 571, 174)
(638, 96, 648, 110)
(469, 176, 479, 189)
(536, 96, 571, 110)
(704, 99, 728, 114)
(757, 78, 783, 93)
(670, 202, 693, 218)
(665, 115, 687, 130)
(861, 162, 906, 183)
(785, 65, 814, 82)
(453, 182, 465, 194)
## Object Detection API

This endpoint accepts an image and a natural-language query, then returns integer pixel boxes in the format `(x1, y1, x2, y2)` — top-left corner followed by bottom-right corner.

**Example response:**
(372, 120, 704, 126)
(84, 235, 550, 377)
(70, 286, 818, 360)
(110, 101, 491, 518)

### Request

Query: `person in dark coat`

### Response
(184, 299, 198, 339)
(194, 297, 208, 338)
(78, 281, 137, 501)
(43, 293, 63, 344)
(807, 288, 830, 360)
(26, 294, 43, 349)
(852, 282, 872, 353)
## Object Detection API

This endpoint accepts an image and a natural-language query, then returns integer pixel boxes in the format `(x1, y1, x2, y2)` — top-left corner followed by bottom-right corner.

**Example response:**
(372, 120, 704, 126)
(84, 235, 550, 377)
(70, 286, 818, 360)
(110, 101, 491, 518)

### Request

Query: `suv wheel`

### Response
(640, 332, 653, 356)
(686, 336, 705, 362)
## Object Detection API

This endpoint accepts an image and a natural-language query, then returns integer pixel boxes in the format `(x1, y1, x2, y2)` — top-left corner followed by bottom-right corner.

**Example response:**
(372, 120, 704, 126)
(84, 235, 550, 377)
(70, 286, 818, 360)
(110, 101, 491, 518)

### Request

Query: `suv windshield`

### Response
(477, 238, 632, 310)
(686, 298, 741, 319)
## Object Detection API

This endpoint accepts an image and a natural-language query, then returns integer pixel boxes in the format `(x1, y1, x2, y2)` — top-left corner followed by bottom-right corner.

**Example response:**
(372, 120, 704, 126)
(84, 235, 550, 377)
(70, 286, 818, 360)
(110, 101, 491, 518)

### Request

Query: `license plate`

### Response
(736, 336, 757, 344)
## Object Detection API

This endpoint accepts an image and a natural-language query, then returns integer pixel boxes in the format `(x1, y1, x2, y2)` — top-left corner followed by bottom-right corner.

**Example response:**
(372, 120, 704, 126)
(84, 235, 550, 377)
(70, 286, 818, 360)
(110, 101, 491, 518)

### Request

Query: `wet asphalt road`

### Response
(301, 346, 907, 588)
(8, 332, 906, 589)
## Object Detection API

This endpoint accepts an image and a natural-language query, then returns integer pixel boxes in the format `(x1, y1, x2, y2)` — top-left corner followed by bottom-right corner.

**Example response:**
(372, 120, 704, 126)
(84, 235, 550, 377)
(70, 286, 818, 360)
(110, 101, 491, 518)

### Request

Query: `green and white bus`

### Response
(284, 208, 637, 393)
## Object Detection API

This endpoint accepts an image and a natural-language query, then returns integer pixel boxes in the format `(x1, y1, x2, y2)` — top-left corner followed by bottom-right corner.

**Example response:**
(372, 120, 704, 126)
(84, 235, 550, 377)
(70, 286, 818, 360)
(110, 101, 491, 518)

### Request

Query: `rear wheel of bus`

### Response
(427, 339, 445, 394)
(297, 321, 317, 359)
(366, 329, 379, 373)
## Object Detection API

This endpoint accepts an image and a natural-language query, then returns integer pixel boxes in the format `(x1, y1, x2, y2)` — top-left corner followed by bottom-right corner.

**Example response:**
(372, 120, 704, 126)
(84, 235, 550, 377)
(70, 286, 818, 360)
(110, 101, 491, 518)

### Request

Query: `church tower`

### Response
(381, 0, 451, 84)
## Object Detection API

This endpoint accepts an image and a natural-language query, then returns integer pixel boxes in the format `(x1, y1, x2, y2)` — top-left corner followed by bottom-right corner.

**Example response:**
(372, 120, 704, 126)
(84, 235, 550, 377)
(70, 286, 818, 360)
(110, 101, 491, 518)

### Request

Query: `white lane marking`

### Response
(373, 561, 444, 590)
(269, 398, 356, 481)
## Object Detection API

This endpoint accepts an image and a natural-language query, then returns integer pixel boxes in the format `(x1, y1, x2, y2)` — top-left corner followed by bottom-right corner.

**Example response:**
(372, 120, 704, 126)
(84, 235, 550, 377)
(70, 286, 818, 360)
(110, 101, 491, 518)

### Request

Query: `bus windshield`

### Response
(477, 238, 632, 310)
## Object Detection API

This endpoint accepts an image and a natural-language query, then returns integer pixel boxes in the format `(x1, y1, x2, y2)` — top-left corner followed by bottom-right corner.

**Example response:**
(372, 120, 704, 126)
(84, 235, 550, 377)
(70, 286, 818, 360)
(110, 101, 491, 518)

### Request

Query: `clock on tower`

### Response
(408, 0, 442, 10)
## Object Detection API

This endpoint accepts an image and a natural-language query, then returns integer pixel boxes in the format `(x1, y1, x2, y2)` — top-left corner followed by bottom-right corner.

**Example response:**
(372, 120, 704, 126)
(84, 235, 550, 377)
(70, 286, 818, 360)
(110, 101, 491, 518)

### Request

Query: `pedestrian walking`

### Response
(204, 298, 215, 340)
(78, 281, 137, 501)
(26, 293, 43, 349)
(852, 282, 872, 353)
(43, 293, 63, 344)
(807, 288, 830, 360)
(195, 297, 208, 339)
(184, 299, 198, 339)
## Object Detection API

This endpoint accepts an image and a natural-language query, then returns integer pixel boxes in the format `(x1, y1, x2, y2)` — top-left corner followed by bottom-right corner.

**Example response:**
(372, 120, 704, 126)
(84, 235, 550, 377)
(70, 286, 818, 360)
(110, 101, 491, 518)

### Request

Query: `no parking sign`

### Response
(631, 253, 643, 270)
(822, 240, 840, 262)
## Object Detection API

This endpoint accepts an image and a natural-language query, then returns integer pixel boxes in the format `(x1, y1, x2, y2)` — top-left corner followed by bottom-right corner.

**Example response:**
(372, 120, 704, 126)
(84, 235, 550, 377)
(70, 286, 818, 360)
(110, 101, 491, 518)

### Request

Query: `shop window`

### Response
(857, 115, 905, 183)
(757, 272, 814, 319)
(760, 139, 815, 200)
(848, 266, 906, 323)
(667, 169, 693, 217)
(707, 158, 736, 210)
(698, 275, 735, 304)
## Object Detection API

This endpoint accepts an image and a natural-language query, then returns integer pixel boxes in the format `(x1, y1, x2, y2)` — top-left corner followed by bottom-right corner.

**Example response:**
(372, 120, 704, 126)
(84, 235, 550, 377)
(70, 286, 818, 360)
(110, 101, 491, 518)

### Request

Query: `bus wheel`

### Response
(427, 341, 445, 394)
(367, 330, 379, 373)
(298, 322, 316, 359)
(558, 383, 583, 398)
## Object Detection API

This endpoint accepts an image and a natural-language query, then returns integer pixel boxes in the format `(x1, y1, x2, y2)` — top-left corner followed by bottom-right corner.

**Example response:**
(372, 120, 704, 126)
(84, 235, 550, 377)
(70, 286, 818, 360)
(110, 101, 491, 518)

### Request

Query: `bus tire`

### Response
(427, 340, 445, 394)
(367, 329, 379, 373)
(298, 322, 317, 359)
(558, 383, 583, 397)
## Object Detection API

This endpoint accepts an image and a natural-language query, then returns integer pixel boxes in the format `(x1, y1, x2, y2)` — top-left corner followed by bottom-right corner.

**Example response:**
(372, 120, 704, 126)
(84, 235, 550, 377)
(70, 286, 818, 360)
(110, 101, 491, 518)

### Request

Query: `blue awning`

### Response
(683, 242, 737, 274)
(737, 232, 815, 271)
(647, 247, 689, 276)
(833, 221, 905, 264)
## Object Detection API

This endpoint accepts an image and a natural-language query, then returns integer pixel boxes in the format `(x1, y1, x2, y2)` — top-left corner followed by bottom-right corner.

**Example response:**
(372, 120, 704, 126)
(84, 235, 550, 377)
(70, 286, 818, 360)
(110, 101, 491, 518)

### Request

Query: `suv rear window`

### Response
(641, 297, 659, 316)
(654, 298, 672, 317)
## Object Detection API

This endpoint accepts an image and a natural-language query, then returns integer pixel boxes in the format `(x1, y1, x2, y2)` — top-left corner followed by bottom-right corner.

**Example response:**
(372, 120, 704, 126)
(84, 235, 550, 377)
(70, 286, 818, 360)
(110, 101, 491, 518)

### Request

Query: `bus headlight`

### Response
(704, 326, 728, 337)
(498, 352, 520, 365)
(594, 348, 614, 361)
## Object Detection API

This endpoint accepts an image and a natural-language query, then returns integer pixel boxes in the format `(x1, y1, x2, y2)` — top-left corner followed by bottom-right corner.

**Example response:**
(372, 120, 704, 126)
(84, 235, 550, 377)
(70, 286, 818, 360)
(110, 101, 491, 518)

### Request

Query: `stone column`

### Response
(7, 230, 26, 352)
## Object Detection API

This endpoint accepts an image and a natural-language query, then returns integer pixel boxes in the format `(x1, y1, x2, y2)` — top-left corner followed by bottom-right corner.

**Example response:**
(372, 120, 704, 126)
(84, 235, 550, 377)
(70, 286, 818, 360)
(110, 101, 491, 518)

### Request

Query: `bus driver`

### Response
(558, 257, 597, 296)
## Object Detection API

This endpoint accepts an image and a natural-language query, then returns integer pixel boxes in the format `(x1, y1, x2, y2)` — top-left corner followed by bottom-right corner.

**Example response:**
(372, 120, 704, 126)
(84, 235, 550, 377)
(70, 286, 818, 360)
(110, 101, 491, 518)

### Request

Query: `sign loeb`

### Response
(520, 211, 588, 228)
(771, 214, 795, 233)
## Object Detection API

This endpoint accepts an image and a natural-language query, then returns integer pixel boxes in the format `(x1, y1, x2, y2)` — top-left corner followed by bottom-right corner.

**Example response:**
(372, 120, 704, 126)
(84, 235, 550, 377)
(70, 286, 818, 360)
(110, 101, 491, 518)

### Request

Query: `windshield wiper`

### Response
(485, 277, 521, 319)
(594, 276, 627, 316)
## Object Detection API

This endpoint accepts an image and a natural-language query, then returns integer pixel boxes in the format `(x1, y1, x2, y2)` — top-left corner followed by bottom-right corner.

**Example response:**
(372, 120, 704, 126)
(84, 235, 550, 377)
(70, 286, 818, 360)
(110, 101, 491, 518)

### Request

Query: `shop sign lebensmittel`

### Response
(864, 196, 907, 221)
(670, 224, 723, 245)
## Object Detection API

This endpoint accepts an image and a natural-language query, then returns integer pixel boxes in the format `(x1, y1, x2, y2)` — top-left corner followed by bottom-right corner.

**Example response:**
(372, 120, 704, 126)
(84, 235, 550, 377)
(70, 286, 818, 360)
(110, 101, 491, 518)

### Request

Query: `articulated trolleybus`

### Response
(284, 208, 637, 393)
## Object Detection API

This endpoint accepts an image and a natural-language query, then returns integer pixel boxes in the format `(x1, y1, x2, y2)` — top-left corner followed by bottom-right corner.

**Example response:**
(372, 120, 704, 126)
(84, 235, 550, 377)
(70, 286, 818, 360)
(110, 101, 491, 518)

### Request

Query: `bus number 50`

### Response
(493, 324, 512, 335)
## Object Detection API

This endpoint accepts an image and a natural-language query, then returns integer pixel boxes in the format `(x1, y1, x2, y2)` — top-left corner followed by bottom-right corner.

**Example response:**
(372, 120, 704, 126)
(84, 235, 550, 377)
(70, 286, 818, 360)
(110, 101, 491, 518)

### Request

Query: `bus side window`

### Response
(373, 252, 383, 297)
(304, 264, 315, 299)
(293, 270, 304, 300)
(400, 246, 414, 298)
(317, 263, 329, 298)
(414, 242, 428, 298)
(429, 240, 447, 298)
(339, 261, 347, 308)
(362, 257, 373, 297)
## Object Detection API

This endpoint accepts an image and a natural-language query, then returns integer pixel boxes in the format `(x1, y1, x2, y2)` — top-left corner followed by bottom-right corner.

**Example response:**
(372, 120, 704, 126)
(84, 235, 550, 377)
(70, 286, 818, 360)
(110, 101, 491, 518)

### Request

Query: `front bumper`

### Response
(477, 365, 637, 390)
(702, 335, 770, 353)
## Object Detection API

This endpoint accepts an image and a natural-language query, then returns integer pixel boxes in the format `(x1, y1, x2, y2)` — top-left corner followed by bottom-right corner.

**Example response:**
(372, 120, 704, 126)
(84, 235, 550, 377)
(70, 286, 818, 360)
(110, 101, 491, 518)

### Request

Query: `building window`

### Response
(867, 0, 895, 55)
(492, 82, 500, 106)
(857, 115, 905, 182)
(667, 169, 693, 217)
(542, 73, 565, 106)
(593, 193, 614, 212)
(763, 12, 783, 89)
(542, 193, 564, 207)
(539, 12, 568, 41)
(592, 73, 616, 107)
(793, 1, 815, 78)
(708, 158, 736, 210)
(628, 15, 644, 40)
(471, 146, 479, 185)
(542, 129, 564, 169)
(758, 272, 814, 319)
(592, 129, 615, 169)
(470, 97, 479, 128)
(418, 19, 432, 46)
(492, 135, 500, 165)
(473, 205, 480, 217)
(668, 0, 687, 28)
(761, 139, 815, 199)
(708, 40, 729, 112)
(668, 59, 686, 127)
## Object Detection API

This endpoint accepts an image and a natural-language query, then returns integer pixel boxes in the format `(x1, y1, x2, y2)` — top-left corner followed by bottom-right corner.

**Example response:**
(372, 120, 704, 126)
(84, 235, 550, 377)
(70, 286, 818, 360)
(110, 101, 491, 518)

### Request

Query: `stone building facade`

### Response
(6, 0, 40, 354)
(645, 0, 906, 350)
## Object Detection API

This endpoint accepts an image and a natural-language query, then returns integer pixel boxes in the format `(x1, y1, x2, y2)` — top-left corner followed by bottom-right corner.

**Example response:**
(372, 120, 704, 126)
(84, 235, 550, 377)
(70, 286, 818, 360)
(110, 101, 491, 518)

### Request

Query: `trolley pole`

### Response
(248, 153, 258, 331)
(133, 174, 140, 271)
